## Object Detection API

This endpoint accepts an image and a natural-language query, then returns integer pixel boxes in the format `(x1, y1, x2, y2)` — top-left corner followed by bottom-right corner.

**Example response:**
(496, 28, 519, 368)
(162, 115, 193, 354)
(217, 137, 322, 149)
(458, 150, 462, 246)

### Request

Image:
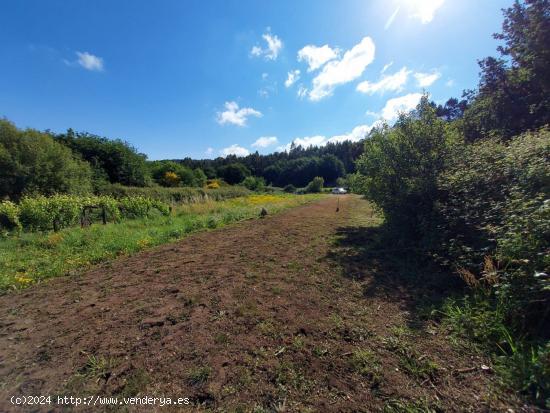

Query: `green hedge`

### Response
(0, 195, 170, 232)
(99, 184, 250, 204)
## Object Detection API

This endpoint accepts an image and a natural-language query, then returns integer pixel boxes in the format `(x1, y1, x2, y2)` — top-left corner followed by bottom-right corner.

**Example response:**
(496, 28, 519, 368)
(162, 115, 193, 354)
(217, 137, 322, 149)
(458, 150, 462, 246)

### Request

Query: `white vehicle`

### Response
(331, 187, 347, 194)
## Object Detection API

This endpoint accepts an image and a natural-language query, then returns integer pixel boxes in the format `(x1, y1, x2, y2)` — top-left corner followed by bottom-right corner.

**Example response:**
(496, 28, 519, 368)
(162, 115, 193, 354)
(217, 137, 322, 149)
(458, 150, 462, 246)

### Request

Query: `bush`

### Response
(283, 184, 296, 193)
(305, 176, 324, 193)
(436, 129, 550, 335)
(218, 163, 251, 185)
(0, 201, 21, 231)
(242, 176, 266, 191)
(118, 196, 170, 218)
(2, 194, 170, 232)
(148, 160, 196, 187)
(355, 96, 452, 237)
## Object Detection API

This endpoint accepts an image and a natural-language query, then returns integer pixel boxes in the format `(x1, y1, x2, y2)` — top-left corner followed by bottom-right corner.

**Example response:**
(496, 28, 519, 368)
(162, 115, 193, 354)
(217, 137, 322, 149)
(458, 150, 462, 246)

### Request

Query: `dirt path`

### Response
(0, 196, 520, 412)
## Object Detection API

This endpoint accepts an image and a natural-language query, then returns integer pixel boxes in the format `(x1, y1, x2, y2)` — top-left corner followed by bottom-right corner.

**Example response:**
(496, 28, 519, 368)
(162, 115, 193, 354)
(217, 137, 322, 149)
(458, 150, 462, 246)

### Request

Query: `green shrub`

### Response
(242, 176, 266, 191)
(0, 201, 21, 231)
(283, 184, 296, 193)
(0, 119, 93, 200)
(355, 96, 452, 237)
(435, 129, 550, 407)
(99, 183, 249, 204)
(5, 194, 170, 232)
(305, 176, 324, 193)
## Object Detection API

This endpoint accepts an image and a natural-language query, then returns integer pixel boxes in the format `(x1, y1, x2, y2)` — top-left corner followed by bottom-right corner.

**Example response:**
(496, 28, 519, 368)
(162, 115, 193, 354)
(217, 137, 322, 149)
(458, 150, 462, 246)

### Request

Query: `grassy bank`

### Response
(0, 194, 324, 291)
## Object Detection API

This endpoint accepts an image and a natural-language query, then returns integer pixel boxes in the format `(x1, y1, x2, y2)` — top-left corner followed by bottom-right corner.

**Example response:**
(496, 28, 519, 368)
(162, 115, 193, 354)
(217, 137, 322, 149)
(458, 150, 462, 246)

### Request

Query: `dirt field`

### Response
(0, 196, 522, 412)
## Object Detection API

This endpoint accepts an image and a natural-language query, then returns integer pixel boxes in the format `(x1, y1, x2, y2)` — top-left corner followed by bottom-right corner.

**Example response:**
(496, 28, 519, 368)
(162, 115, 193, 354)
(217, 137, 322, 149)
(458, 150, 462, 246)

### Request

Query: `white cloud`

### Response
(250, 30, 283, 60)
(445, 79, 455, 87)
(75, 51, 104, 71)
(297, 44, 339, 72)
(285, 70, 300, 87)
(385, 6, 400, 30)
(410, 0, 445, 24)
(251, 46, 262, 57)
(277, 122, 380, 152)
(205, 147, 214, 155)
(381, 61, 394, 74)
(216, 101, 262, 127)
(220, 144, 250, 157)
(297, 85, 308, 99)
(252, 136, 278, 148)
(356, 66, 411, 95)
(414, 70, 441, 87)
(309, 36, 375, 101)
(381, 93, 423, 121)
(327, 123, 382, 144)
(261, 72, 268, 80)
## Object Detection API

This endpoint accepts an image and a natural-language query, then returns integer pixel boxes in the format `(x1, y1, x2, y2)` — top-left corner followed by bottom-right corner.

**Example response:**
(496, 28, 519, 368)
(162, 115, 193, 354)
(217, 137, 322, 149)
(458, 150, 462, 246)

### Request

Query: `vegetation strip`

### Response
(0, 194, 323, 291)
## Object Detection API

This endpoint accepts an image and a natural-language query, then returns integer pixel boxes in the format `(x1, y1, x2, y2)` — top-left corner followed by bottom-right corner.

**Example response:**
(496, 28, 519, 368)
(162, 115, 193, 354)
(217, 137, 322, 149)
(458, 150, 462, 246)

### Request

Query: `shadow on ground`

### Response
(327, 222, 465, 331)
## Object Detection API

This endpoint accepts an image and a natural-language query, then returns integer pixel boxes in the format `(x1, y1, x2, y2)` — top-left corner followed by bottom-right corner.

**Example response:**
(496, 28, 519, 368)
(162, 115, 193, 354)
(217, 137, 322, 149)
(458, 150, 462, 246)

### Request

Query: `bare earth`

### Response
(0, 196, 522, 412)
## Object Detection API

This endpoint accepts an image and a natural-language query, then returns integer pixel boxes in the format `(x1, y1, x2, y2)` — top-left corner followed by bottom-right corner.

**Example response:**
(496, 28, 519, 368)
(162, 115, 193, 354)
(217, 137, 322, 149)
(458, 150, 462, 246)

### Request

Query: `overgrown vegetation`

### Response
(352, 1, 550, 406)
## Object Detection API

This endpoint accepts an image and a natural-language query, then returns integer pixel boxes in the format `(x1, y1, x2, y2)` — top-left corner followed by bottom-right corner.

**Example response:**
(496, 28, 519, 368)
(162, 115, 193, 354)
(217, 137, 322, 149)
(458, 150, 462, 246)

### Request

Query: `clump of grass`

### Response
(187, 366, 211, 386)
(349, 349, 382, 388)
(441, 295, 550, 407)
(78, 355, 114, 381)
(257, 320, 279, 338)
(214, 332, 230, 345)
(382, 334, 439, 381)
(273, 361, 311, 391)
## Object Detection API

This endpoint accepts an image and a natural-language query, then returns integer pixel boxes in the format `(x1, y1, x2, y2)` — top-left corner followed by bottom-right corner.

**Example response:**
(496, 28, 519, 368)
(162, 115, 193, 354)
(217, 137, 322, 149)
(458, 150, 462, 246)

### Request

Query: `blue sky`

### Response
(1, 0, 511, 160)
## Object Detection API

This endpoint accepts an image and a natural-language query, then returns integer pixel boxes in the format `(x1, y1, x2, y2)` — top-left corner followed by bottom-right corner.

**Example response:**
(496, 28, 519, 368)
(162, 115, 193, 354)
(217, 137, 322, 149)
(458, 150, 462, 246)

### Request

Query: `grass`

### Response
(187, 366, 212, 386)
(349, 348, 382, 387)
(78, 355, 114, 381)
(440, 295, 550, 407)
(0, 193, 324, 291)
(382, 330, 439, 382)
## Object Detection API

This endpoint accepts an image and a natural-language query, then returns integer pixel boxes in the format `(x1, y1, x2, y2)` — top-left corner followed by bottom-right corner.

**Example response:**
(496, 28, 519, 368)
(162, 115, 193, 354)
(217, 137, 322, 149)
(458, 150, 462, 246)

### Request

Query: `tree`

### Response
(193, 168, 207, 187)
(56, 131, 151, 186)
(462, 0, 550, 140)
(0, 119, 93, 199)
(218, 163, 250, 185)
(319, 154, 345, 184)
(149, 161, 195, 187)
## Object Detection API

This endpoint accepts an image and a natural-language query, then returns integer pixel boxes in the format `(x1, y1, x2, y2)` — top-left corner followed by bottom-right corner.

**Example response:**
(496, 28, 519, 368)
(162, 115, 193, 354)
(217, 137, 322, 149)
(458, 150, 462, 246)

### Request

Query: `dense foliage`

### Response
(55, 129, 151, 188)
(356, 97, 453, 238)
(0, 194, 170, 233)
(354, 1, 550, 406)
(0, 120, 93, 199)
(177, 141, 361, 187)
(460, 0, 550, 141)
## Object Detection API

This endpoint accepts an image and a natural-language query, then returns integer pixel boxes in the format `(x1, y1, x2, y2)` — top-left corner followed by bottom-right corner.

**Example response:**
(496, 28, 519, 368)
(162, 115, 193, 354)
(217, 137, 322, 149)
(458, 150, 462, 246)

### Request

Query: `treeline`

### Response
(0, 120, 361, 201)
(176, 140, 362, 187)
(351, 0, 549, 406)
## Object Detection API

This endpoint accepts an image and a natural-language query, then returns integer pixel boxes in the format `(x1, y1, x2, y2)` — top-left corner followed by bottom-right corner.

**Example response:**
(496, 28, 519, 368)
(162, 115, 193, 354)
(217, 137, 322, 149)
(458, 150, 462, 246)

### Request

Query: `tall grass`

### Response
(0, 194, 323, 291)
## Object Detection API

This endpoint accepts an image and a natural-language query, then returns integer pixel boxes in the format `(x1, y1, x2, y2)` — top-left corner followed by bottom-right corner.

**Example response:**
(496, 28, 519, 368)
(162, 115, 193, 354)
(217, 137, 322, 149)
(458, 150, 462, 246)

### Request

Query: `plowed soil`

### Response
(0, 196, 523, 412)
